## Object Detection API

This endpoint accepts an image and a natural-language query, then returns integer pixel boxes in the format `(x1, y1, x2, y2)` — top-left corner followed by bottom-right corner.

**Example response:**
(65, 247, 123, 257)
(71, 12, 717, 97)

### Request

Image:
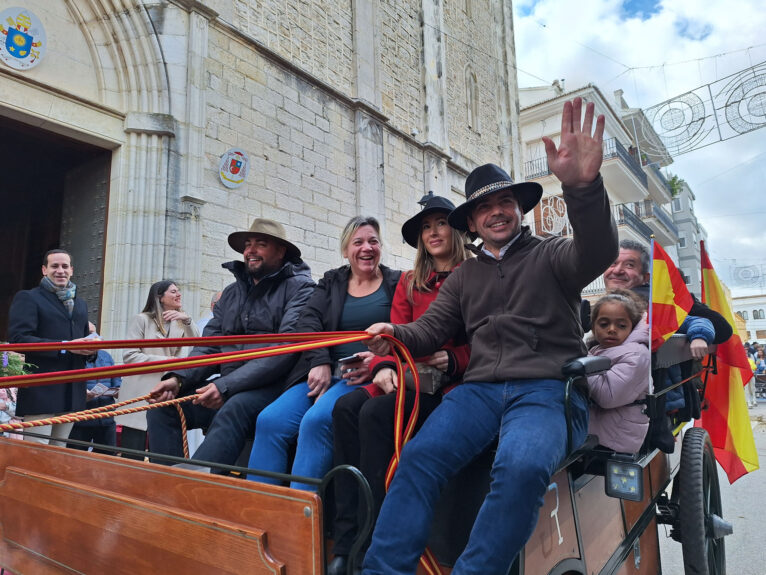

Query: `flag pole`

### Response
(648, 236, 655, 393)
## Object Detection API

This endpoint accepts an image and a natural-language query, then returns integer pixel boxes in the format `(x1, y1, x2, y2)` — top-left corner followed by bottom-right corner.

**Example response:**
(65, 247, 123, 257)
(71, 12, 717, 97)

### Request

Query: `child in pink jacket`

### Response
(587, 289, 650, 453)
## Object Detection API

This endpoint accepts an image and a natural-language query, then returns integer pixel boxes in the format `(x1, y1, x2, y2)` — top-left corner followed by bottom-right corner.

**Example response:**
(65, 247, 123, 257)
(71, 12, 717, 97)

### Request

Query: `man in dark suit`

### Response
(8, 249, 96, 445)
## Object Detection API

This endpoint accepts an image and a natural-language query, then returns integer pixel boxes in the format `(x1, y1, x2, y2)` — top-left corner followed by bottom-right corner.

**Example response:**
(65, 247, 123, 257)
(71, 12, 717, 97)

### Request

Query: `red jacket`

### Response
(364, 270, 470, 396)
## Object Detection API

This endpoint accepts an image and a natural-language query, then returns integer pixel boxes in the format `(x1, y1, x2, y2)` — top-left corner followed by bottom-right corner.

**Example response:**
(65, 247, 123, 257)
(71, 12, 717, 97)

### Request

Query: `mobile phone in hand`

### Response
(337, 354, 361, 365)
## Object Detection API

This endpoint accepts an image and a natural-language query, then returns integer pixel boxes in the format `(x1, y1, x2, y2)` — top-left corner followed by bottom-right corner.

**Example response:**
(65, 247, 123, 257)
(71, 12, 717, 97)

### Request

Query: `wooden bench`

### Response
(0, 438, 323, 574)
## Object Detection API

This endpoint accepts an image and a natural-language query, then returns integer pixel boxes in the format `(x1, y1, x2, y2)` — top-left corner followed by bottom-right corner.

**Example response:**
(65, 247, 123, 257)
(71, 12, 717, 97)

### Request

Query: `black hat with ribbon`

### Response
(447, 163, 543, 232)
(401, 195, 456, 248)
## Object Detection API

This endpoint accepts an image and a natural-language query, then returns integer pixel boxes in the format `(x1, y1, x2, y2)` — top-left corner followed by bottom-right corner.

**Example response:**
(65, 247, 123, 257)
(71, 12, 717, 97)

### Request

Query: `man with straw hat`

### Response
(147, 219, 315, 467)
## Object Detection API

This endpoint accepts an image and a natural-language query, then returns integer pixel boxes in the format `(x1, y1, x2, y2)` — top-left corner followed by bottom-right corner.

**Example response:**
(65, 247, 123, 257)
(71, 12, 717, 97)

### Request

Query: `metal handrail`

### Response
(632, 199, 679, 236)
(524, 157, 551, 179)
(613, 204, 652, 239)
(646, 162, 671, 193)
(603, 138, 648, 187)
(649, 202, 678, 235)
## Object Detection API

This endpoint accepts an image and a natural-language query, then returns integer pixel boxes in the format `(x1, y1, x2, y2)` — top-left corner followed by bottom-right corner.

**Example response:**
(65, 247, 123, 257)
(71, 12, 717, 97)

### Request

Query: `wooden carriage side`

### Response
(0, 438, 323, 574)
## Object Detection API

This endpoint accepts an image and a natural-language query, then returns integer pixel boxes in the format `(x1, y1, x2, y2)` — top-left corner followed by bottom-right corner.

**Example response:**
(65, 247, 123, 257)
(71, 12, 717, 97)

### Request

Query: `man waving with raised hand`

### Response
(362, 98, 617, 575)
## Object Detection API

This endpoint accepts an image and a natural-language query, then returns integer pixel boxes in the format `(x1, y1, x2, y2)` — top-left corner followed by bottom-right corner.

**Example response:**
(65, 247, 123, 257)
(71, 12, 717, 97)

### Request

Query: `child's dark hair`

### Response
(591, 288, 646, 329)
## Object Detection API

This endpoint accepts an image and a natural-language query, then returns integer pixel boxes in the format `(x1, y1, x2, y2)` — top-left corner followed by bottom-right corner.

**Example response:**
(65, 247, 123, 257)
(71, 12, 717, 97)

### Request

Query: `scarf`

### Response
(40, 276, 77, 317)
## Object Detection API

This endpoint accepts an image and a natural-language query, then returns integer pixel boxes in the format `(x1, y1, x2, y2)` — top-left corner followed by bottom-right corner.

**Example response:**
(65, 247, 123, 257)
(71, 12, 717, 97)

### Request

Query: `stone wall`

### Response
(0, 0, 522, 330)
(444, 0, 505, 165)
(200, 25, 359, 299)
(232, 0, 355, 96)
(378, 0, 424, 137)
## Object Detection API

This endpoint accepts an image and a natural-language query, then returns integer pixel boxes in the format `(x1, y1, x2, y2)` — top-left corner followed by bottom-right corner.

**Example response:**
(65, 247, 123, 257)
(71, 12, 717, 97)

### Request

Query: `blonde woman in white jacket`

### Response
(116, 280, 199, 459)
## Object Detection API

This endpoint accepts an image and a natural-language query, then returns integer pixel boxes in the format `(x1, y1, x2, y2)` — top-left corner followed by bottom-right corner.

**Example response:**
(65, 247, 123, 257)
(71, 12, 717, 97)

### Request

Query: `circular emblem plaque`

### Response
(219, 148, 250, 189)
(0, 7, 47, 70)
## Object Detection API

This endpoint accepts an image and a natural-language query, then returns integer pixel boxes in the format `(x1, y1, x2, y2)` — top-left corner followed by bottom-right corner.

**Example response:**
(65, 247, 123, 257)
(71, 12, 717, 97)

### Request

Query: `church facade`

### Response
(0, 0, 523, 337)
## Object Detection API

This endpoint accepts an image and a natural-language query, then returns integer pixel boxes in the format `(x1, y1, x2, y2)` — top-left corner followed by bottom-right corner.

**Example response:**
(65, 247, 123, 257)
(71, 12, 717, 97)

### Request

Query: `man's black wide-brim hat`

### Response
(447, 163, 543, 232)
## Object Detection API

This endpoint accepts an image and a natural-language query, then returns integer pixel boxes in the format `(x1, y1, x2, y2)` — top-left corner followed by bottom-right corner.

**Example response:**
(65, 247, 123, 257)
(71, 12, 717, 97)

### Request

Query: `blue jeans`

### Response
(362, 380, 588, 575)
(247, 377, 357, 489)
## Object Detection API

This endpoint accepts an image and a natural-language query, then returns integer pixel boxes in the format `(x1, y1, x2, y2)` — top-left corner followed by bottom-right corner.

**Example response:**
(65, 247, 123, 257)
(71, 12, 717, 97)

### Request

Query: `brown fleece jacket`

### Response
(393, 175, 618, 382)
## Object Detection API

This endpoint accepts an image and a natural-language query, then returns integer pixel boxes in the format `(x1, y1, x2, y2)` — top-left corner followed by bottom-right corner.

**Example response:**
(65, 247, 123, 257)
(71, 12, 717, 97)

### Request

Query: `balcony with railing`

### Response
(644, 161, 673, 203)
(524, 157, 552, 180)
(603, 138, 648, 186)
(582, 274, 606, 297)
(613, 203, 652, 240)
(601, 138, 649, 204)
(525, 138, 649, 203)
(630, 199, 678, 245)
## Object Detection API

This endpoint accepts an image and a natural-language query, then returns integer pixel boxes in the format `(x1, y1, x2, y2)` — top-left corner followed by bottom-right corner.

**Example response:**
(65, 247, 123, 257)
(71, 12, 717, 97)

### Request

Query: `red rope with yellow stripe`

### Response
(383, 351, 443, 575)
(0, 333, 372, 388)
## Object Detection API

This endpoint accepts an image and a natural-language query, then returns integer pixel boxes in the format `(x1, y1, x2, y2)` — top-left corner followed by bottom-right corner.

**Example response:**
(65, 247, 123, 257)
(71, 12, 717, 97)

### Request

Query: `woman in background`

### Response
(116, 280, 199, 459)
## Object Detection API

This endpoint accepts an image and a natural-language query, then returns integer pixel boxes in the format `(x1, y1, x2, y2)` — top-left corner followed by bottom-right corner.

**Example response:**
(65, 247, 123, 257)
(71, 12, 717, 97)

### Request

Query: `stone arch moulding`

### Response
(63, 0, 175, 338)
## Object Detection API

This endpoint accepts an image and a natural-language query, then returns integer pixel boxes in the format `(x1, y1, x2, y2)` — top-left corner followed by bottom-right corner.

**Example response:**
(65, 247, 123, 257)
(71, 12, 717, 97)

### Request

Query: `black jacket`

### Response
(170, 258, 316, 398)
(8, 286, 89, 416)
(284, 264, 401, 387)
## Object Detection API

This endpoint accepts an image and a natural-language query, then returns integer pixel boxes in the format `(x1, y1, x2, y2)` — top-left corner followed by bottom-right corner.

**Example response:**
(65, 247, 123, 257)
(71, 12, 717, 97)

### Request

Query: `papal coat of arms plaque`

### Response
(0, 7, 46, 70)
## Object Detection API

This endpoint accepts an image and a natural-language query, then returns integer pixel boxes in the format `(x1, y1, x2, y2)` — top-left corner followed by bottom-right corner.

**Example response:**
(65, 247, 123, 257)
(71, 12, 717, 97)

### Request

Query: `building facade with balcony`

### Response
(519, 83, 678, 296)
(612, 90, 679, 250)
(733, 294, 766, 343)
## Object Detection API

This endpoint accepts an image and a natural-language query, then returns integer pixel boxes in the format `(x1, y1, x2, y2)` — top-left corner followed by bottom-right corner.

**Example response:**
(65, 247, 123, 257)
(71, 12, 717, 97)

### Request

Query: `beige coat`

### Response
(115, 312, 199, 431)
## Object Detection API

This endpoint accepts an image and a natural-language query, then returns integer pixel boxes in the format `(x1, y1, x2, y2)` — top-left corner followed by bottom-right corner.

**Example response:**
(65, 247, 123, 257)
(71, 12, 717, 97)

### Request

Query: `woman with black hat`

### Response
(326, 196, 472, 575)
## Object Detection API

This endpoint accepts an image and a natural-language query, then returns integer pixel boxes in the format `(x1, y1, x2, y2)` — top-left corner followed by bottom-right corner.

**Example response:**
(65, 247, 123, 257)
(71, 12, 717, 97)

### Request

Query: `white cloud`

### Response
(514, 0, 766, 296)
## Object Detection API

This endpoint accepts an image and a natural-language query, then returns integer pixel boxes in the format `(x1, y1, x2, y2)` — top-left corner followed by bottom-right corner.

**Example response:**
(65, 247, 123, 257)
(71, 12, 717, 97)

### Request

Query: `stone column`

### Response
(353, 109, 386, 222)
(352, 0, 381, 107)
(497, 0, 521, 181)
(164, 5, 213, 320)
(102, 118, 174, 339)
(351, 0, 386, 234)
(421, 0, 450, 196)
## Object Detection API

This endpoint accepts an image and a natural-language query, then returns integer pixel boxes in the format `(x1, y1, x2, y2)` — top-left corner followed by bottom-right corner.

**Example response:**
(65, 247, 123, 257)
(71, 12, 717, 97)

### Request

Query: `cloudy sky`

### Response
(513, 0, 766, 297)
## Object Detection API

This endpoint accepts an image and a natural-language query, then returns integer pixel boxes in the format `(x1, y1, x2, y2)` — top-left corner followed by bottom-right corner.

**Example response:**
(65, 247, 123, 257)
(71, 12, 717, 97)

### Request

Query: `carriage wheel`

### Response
(678, 427, 726, 575)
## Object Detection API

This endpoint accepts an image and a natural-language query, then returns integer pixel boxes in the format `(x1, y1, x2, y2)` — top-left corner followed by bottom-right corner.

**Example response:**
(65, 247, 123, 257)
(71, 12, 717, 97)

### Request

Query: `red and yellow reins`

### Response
(0, 332, 372, 388)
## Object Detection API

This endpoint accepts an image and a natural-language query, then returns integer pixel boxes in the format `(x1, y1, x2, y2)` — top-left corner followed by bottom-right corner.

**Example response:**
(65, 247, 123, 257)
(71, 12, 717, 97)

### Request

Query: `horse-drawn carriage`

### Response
(0, 333, 731, 574)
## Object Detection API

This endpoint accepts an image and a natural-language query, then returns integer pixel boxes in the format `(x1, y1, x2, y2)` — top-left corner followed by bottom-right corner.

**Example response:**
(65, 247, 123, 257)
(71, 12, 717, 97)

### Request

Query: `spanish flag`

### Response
(697, 241, 759, 483)
(650, 240, 693, 351)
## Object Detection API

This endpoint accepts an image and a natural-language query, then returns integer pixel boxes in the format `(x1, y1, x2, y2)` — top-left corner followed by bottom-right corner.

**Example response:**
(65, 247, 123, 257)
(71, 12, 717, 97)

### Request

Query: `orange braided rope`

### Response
(0, 394, 194, 432)
(175, 404, 190, 458)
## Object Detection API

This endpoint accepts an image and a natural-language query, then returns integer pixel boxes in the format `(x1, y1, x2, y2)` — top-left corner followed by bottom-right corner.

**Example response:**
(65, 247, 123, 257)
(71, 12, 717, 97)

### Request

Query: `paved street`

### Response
(658, 399, 766, 574)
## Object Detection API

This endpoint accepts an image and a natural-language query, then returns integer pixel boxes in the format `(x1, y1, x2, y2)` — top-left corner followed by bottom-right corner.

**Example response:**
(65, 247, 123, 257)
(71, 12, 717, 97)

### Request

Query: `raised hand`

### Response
(542, 97, 605, 188)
